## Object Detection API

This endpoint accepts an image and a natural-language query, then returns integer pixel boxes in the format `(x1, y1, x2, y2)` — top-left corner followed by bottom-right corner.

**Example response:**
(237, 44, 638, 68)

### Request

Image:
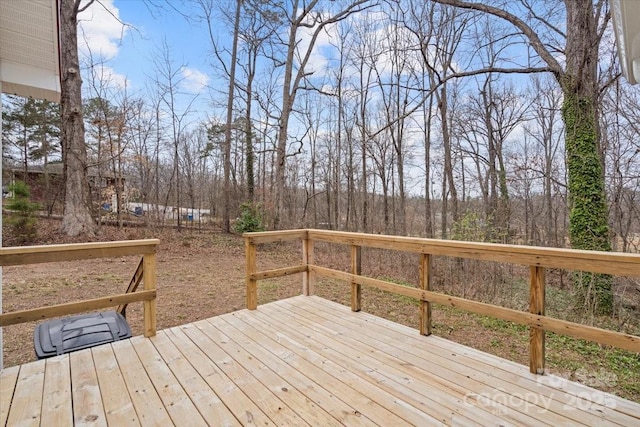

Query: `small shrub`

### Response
(451, 210, 486, 242)
(5, 181, 40, 243)
(233, 202, 266, 233)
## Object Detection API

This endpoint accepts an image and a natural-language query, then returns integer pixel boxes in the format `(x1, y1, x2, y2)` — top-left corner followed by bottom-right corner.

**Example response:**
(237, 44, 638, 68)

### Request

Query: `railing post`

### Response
(350, 245, 361, 312)
(419, 253, 432, 336)
(142, 251, 157, 337)
(302, 234, 315, 296)
(529, 266, 545, 374)
(246, 237, 258, 310)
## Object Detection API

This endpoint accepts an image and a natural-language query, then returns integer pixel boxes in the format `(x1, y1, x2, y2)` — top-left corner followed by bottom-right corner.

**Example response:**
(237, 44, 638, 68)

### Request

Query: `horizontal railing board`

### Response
(310, 265, 640, 353)
(243, 230, 307, 244)
(0, 239, 160, 266)
(307, 230, 640, 276)
(0, 290, 156, 326)
(249, 265, 308, 281)
(245, 229, 640, 366)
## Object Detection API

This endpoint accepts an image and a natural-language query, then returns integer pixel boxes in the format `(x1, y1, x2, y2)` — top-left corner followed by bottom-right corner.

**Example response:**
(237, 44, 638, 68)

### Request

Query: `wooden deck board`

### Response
(162, 326, 273, 426)
(226, 309, 412, 426)
(91, 344, 140, 426)
(178, 322, 309, 426)
(239, 302, 468, 426)
(131, 336, 208, 427)
(0, 365, 19, 426)
(301, 297, 636, 426)
(196, 317, 346, 427)
(70, 348, 107, 426)
(2, 295, 639, 426)
(7, 359, 45, 427)
(213, 314, 380, 427)
(41, 356, 73, 426)
(149, 330, 241, 426)
(111, 338, 174, 427)
(281, 296, 623, 426)
(259, 299, 531, 426)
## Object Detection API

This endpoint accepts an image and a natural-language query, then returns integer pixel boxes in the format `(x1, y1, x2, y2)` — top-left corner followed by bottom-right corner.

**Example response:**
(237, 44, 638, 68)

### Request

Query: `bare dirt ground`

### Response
(2, 218, 303, 367)
(2, 218, 639, 403)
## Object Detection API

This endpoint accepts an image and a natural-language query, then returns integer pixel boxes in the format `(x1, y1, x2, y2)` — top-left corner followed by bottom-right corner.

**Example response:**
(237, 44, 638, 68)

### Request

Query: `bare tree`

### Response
(602, 80, 640, 252)
(421, 4, 471, 238)
(524, 75, 566, 246)
(125, 98, 156, 212)
(372, 8, 417, 235)
(150, 41, 197, 230)
(271, 0, 372, 229)
(237, 0, 280, 203)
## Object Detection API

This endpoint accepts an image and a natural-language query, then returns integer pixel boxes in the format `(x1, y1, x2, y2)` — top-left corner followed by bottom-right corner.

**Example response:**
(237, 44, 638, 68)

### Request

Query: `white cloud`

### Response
(78, 0, 127, 61)
(181, 67, 210, 93)
(90, 65, 128, 91)
(295, 11, 344, 76)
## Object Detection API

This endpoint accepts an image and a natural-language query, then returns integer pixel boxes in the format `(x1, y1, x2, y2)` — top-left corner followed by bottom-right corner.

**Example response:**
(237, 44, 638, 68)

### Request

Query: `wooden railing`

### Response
(0, 239, 159, 338)
(244, 229, 640, 375)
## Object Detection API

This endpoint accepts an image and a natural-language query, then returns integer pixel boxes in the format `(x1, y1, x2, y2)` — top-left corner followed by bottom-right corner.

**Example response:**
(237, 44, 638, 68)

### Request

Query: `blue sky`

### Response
(79, 0, 215, 107)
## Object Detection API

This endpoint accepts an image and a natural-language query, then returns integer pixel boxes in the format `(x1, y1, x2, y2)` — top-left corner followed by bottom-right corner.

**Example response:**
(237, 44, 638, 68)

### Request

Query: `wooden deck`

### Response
(1, 296, 639, 426)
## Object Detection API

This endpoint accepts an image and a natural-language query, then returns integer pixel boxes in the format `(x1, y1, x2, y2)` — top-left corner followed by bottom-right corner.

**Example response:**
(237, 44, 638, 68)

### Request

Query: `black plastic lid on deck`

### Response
(34, 311, 132, 359)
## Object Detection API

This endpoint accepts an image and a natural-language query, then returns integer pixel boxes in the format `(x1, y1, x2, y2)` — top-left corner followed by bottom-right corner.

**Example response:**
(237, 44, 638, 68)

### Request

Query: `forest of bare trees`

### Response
(3, 0, 640, 257)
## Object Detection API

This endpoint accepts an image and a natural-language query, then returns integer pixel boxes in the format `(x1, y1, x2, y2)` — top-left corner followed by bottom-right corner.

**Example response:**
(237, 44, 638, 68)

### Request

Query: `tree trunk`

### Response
(431, 0, 613, 314)
(223, 0, 242, 233)
(59, 0, 96, 237)
(561, 1, 612, 313)
(245, 70, 255, 202)
(423, 90, 433, 238)
(438, 85, 457, 237)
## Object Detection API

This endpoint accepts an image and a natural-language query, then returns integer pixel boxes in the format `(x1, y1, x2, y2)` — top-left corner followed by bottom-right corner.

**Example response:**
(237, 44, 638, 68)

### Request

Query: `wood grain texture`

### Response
(243, 229, 307, 244)
(0, 365, 20, 426)
(307, 229, 640, 276)
(302, 238, 315, 296)
(0, 290, 156, 327)
(142, 252, 157, 337)
(6, 360, 45, 427)
(0, 239, 159, 266)
(2, 296, 639, 426)
(117, 257, 145, 316)
(529, 266, 546, 374)
(419, 253, 432, 336)
(350, 245, 362, 312)
(249, 264, 307, 281)
(40, 356, 72, 426)
(245, 238, 258, 310)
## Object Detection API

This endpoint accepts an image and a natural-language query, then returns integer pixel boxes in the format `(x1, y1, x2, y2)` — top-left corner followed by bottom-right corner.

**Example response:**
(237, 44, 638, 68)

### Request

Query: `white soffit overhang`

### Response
(0, 0, 61, 102)
(611, 0, 640, 85)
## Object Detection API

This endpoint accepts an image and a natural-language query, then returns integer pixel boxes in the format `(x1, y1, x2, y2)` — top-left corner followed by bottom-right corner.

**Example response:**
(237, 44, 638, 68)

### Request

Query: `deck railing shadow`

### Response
(244, 229, 640, 375)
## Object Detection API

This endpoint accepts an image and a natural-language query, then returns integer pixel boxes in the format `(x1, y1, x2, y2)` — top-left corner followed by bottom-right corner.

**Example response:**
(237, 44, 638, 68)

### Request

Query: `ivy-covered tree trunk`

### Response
(431, 0, 614, 314)
(562, 90, 612, 312)
(561, 0, 612, 314)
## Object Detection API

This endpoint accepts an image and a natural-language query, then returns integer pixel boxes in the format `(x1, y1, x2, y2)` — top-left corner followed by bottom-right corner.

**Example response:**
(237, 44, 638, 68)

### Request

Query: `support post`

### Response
(302, 235, 315, 296)
(529, 265, 545, 374)
(142, 251, 157, 337)
(350, 245, 361, 312)
(419, 253, 432, 336)
(246, 237, 258, 310)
